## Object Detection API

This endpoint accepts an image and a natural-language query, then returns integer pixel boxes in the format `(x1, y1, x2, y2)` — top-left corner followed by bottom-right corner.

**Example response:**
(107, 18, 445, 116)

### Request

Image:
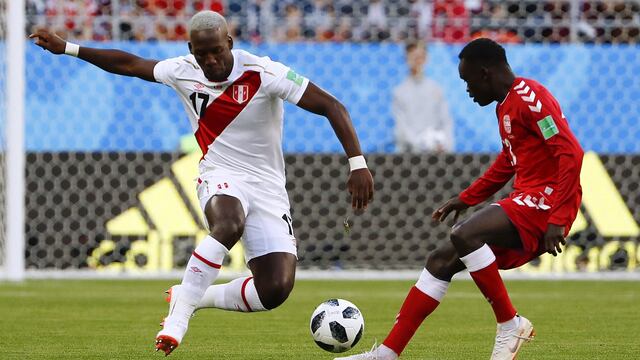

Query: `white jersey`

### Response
(153, 49, 309, 190)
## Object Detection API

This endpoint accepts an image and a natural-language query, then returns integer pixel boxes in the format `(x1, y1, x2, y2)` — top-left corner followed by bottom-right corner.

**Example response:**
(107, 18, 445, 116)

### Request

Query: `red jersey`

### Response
(459, 77, 584, 229)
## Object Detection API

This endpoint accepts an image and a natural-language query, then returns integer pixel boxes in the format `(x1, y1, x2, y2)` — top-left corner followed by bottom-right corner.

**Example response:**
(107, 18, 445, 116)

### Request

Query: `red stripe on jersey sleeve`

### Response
(195, 71, 262, 158)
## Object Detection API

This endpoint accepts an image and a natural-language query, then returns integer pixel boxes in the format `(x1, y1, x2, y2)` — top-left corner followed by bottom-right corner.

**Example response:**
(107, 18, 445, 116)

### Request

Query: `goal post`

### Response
(4, 0, 26, 281)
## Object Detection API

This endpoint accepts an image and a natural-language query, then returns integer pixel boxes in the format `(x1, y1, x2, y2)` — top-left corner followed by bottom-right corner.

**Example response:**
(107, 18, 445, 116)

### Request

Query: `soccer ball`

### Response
(310, 298, 364, 353)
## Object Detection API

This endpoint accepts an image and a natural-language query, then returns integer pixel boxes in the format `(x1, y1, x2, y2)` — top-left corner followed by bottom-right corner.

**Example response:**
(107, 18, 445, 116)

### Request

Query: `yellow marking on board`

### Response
(106, 207, 149, 235)
(580, 152, 639, 237)
(171, 151, 202, 225)
(568, 211, 587, 236)
(139, 178, 200, 270)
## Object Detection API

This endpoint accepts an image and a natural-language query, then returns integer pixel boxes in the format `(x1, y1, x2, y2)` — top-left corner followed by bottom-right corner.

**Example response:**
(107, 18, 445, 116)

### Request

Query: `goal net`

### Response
(17, 1, 640, 278)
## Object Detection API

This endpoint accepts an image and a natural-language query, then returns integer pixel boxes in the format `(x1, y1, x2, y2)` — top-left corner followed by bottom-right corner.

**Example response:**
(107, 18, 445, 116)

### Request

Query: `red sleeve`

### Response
(459, 151, 515, 206)
(521, 92, 584, 228)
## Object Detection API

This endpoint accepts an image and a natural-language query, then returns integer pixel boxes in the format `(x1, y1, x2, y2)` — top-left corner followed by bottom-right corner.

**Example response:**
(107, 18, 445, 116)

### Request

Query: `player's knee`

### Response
(257, 275, 294, 310)
(449, 224, 471, 249)
(210, 218, 244, 244)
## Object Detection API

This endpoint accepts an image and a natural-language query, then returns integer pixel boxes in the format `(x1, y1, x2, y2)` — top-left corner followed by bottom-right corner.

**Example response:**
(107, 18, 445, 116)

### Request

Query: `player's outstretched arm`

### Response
(296, 82, 374, 210)
(29, 29, 158, 82)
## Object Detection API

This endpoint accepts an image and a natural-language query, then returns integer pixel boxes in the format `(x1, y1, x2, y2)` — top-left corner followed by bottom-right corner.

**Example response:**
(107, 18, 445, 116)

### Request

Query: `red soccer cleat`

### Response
(155, 335, 179, 356)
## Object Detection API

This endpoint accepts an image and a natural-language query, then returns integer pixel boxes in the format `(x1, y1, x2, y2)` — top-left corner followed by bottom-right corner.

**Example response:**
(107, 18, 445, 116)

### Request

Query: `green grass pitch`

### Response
(1, 279, 639, 359)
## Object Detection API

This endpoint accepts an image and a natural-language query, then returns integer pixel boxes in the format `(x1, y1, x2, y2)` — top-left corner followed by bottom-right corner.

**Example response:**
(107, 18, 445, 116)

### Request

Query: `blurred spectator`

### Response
(392, 42, 454, 153)
(432, 0, 469, 43)
(334, 15, 354, 41)
(362, 0, 390, 41)
(471, 28, 521, 43)
(306, 0, 337, 41)
(408, 0, 433, 40)
(582, 0, 640, 43)
(277, 3, 303, 41)
(247, 0, 274, 43)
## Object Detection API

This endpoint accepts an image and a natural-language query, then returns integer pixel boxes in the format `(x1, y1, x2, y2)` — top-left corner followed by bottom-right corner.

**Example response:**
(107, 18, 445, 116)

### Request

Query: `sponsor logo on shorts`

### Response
(512, 194, 551, 210)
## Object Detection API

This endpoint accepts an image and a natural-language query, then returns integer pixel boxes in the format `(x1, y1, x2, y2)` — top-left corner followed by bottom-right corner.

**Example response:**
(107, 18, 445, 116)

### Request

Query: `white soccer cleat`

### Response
(155, 285, 195, 356)
(490, 315, 535, 360)
(334, 343, 398, 360)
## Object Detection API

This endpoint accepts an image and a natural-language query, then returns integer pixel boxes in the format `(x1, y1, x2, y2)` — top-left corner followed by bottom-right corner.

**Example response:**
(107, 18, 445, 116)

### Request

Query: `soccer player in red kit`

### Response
(337, 38, 584, 360)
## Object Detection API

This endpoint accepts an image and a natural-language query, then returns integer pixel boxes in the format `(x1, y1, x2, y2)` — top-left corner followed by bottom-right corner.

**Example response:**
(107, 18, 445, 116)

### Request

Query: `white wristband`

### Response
(64, 42, 80, 57)
(348, 155, 367, 171)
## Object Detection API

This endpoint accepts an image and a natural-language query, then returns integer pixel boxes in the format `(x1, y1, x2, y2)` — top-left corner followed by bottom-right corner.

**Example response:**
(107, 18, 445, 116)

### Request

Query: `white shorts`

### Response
(196, 169, 297, 262)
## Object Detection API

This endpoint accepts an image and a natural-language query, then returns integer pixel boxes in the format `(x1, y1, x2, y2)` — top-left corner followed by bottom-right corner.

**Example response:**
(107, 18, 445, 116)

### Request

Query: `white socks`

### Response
(181, 235, 229, 299)
(459, 244, 496, 272)
(376, 344, 399, 360)
(415, 268, 450, 301)
(197, 276, 266, 312)
(159, 235, 228, 342)
(499, 315, 520, 331)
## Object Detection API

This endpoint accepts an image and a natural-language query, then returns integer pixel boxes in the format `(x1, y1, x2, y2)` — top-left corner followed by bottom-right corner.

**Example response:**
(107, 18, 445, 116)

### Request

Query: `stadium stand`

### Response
(26, 1, 640, 43)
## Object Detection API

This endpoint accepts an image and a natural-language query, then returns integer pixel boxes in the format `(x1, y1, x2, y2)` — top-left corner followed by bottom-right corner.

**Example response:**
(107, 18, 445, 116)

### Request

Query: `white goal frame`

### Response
(4, 0, 26, 281)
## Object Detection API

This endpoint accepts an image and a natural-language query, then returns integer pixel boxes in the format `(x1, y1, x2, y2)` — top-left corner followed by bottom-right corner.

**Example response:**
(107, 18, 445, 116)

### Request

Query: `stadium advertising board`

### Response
(26, 152, 639, 274)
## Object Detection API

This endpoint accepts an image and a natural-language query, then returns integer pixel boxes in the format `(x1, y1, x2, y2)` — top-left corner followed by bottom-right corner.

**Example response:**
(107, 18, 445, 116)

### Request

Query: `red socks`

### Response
(461, 244, 517, 323)
(382, 269, 450, 354)
(381, 244, 518, 357)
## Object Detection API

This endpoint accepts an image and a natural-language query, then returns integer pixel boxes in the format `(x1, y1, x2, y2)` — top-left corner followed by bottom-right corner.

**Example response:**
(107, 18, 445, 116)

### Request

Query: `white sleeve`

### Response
(262, 58, 309, 104)
(153, 57, 182, 86)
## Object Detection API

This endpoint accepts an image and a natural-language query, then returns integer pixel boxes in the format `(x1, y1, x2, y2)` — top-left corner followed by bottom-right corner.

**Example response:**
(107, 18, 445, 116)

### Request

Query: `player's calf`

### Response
(253, 272, 294, 309)
(194, 274, 295, 312)
(195, 275, 293, 312)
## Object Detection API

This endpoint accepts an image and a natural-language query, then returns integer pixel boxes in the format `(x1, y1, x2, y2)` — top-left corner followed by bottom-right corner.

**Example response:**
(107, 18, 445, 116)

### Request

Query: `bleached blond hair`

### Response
(188, 11, 228, 34)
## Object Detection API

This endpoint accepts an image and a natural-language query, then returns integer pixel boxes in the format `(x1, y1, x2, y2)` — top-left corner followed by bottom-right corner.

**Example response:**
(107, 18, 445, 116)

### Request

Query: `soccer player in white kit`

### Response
(31, 11, 374, 356)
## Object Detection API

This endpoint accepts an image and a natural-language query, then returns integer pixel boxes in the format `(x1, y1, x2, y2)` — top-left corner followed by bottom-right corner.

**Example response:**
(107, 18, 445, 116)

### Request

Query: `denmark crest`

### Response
(232, 84, 249, 104)
(503, 115, 512, 134)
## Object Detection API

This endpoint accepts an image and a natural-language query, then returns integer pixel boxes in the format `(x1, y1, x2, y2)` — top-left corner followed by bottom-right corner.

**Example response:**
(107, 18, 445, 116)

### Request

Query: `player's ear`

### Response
(480, 66, 490, 80)
(188, 42, 193, 54)
(228, 36, 234, 50)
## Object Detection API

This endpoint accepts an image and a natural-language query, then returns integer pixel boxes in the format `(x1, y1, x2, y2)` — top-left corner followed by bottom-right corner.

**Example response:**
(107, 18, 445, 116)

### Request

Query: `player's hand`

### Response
(29, 29, 67, 55)
(432, 196, 470, 224)
(542, 224, 566, 256)
(347, 168, 374, 211)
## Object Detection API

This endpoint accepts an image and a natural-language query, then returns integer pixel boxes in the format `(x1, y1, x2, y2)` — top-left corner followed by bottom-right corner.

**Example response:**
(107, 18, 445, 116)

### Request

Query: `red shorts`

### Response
(490, 191, 571, 270)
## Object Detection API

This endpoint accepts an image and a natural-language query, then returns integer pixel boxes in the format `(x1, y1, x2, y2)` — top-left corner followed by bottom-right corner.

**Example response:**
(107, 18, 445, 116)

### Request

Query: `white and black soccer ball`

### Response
(310, 298, 364, 353)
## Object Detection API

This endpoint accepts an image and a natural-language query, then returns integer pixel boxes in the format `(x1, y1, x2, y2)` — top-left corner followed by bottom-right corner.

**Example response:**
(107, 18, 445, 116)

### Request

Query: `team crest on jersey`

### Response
(232, 84, 250, 104)
(503, 115, 512, 134)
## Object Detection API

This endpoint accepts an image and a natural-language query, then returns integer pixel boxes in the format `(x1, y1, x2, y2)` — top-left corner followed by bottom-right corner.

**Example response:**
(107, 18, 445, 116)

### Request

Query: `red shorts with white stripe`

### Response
(490, 191, 570, 270)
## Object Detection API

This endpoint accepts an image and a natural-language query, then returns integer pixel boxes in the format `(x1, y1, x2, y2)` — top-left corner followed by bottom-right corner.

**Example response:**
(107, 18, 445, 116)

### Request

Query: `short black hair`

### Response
(405, 41, 426, 54)
(458, 38, 507, 66)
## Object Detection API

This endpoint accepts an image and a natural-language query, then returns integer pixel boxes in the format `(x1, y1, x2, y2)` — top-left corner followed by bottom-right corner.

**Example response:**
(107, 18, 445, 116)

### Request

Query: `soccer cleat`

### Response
(334, 343, 399, 360)
(155, 285, 195, 356)
(490, 315, 535, 360)
(155, 335, 179, 356)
